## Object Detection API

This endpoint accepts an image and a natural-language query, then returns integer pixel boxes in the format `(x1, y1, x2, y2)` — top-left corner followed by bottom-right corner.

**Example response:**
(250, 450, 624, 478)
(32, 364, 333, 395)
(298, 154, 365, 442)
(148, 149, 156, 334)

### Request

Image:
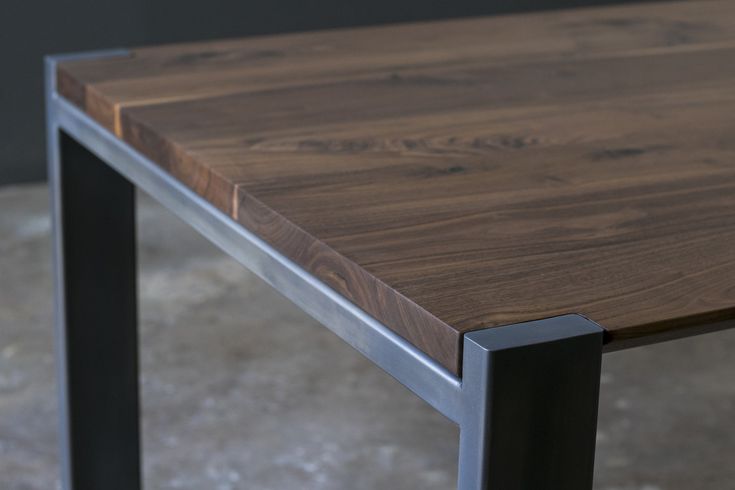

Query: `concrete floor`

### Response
(0, 183, 733, 490)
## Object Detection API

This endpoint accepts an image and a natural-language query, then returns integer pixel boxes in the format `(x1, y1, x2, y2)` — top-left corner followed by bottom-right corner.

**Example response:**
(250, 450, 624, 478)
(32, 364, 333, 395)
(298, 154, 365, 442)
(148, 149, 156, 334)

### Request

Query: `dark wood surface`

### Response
(57, 0, 735, 375)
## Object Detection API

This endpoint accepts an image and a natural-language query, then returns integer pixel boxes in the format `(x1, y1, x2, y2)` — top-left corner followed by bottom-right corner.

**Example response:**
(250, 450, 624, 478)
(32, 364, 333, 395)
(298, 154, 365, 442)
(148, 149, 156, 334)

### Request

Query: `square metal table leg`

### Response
(457, 315, 604, 490)
(49, 131, 141, 490)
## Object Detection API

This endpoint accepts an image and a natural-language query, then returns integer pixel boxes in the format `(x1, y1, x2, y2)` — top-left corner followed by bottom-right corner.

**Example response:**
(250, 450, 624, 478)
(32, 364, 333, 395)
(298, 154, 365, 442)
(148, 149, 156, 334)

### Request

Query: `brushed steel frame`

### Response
(47, 51, 604, 490)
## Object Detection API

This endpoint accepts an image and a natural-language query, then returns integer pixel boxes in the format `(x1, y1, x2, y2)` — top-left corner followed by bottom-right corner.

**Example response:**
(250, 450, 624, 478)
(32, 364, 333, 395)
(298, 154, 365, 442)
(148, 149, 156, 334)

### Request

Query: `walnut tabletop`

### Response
(55, 0, 735, 375)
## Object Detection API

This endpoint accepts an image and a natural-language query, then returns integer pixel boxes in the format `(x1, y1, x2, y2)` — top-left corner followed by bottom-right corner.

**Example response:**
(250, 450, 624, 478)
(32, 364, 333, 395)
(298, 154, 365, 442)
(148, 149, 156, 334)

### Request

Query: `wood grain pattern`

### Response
(57, 0, 735, 375)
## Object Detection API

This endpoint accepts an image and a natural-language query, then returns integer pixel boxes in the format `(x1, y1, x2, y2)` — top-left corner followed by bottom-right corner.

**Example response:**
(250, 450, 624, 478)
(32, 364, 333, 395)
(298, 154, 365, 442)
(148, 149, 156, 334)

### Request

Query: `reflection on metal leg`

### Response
(49, 128, 141, 490)
(458, 315, 603, 490)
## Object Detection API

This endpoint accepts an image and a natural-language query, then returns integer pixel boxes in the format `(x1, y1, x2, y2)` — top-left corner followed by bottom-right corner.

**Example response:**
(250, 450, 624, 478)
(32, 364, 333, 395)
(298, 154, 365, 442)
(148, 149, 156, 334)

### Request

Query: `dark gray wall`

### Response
(1, 0, 650, 185)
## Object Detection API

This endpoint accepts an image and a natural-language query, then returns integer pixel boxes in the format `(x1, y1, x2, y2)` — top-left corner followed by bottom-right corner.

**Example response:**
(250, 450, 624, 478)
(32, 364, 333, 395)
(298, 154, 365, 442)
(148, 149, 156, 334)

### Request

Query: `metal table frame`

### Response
(46, 52, 604, 490)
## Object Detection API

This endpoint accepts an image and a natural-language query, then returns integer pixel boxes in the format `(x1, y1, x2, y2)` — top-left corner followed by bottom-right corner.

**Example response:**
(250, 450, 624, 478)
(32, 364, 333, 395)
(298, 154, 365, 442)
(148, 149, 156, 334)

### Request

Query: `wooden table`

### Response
(46, 1, 735, 488)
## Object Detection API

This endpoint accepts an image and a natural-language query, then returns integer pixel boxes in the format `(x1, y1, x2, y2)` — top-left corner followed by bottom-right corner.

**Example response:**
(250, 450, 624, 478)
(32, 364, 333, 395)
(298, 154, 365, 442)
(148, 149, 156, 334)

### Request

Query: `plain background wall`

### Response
(0, 0, 653, 185)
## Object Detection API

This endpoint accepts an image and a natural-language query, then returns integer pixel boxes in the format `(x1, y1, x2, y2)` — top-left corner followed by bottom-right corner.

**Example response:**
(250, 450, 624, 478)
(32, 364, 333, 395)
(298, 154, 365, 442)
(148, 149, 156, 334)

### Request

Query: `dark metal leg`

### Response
(457, 315, 603, 490)
(50, 131, 141, 490)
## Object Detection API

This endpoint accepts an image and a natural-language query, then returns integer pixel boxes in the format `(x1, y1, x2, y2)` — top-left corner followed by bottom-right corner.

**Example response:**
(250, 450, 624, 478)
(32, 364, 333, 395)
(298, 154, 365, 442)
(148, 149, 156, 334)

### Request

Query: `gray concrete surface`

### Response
(0, 183, 733, 490)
